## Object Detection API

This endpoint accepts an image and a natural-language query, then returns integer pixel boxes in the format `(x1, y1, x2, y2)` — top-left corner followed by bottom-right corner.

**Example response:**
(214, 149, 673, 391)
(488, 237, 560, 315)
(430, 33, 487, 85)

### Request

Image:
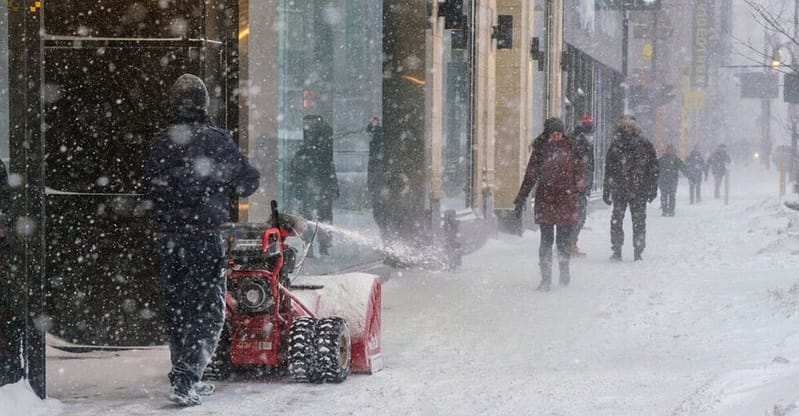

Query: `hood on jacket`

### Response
(170, 74, 209, 121)
(615, 115, 641, 137)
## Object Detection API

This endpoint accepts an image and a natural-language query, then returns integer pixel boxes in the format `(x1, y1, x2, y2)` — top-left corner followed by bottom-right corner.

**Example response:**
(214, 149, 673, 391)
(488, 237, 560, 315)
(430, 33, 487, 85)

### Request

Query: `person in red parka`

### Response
(514, 118, 585, 291)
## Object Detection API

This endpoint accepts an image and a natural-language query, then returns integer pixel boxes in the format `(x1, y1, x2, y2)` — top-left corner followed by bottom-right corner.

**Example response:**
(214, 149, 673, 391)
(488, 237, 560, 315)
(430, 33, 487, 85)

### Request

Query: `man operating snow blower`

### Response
(145, 74, 260, 407)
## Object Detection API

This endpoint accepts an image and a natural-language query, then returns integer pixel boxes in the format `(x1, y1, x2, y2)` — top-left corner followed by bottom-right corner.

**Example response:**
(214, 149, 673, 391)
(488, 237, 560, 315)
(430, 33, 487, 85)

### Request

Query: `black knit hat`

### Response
(543, 117, 565, 136)
(170, 74, 209, 113)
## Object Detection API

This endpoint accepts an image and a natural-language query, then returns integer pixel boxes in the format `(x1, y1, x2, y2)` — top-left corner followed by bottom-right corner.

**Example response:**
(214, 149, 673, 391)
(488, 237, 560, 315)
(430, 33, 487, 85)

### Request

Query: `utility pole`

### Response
(763, 29, 772, 170)
(622, 7, 630, 114)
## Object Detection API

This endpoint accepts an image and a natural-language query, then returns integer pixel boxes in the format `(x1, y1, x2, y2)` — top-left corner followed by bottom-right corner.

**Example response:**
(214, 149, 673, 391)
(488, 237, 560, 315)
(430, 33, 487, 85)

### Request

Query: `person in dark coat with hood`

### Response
(706, 143, 731, 199)
(514, 117, 585, 291)
(144, 74, 260, 407)
(657, 144, 689, 217)
(685, 148, 706, 204)
(289, 115, 339, 255)
(603, 115, 659, 261)
(569, 115, 595, 257)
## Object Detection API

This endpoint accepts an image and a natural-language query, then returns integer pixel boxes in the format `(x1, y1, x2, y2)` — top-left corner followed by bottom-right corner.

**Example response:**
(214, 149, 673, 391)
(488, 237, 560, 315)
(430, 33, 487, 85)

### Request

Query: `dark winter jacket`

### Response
(145, 114, 260, 234)
(603, 131, 659, 202)
(685, 150, 706, 182)
(571, 129, 595, 194)
(707, 147, 731, 177)
(289, 116, 339, 204)
(514, 134, 585, 225)
(657, 154, 688, 192)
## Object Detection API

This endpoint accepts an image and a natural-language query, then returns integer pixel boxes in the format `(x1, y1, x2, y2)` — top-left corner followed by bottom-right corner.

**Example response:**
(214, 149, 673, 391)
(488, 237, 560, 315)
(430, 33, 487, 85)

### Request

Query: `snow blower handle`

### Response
(270, 200, 279, 228)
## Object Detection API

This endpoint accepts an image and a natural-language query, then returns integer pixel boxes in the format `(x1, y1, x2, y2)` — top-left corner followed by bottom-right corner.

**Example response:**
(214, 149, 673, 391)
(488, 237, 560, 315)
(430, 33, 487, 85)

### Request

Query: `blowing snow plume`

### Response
(315, 222, 453, 270)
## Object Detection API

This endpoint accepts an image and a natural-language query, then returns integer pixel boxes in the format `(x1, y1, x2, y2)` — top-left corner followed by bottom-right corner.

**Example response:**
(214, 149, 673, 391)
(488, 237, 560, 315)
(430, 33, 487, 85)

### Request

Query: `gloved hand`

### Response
(648, 190, 657, 203)
(511, 203, 525, 236)
(602, 190, 612, 205)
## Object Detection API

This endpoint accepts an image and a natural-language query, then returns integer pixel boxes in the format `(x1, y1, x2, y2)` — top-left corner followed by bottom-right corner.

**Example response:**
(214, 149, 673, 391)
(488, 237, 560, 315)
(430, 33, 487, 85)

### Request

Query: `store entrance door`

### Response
(1, 1, 239, 397)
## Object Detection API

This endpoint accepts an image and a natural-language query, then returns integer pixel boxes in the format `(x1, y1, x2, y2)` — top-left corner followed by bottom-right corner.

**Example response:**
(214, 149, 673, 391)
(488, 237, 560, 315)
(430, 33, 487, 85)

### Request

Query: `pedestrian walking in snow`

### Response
(289, 115, 339, 255)
(706, 143, 731, 199)
(144, 74, 260, 407)
(602, 115, 659, 261)
(514, 118, 585, 291)
(685, 148, 706, 204)
(569, 115, 595, 258)
(657, 144, 688, 217)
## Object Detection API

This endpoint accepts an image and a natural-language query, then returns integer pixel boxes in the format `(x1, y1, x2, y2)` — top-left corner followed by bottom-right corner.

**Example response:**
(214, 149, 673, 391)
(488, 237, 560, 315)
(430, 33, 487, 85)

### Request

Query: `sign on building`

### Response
(692, 0, 710, 88)
(740, 72, 779, 99)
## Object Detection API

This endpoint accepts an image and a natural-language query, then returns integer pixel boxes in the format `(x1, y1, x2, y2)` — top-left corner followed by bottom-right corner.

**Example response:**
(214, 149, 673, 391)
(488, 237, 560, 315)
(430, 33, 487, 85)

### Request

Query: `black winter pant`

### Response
(539, 224, 573, 282)
(571, 195, 588, 247)
(610, 197, 648, 254)
(299, 194, 335, 252)
(157, 232, 226, 386)
(539, 224, 573, 260)
(713, 174, 725, 198)
(660, 184, 677, 216)
(688, 178, 702, 204)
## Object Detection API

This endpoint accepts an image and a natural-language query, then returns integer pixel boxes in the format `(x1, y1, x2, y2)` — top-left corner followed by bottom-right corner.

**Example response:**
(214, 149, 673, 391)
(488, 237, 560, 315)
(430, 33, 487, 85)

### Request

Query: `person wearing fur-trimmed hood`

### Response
(602, 115, 659, 262)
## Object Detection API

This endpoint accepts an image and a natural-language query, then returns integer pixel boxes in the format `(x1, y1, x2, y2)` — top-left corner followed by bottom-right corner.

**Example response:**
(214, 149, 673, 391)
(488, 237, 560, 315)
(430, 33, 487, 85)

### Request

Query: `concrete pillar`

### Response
(382, 1, 428, 243)
(473, 0, 498, 217)
(494, 0, 535, 209)
(243, 0, 279, 223)
(548, 0, 564, 118)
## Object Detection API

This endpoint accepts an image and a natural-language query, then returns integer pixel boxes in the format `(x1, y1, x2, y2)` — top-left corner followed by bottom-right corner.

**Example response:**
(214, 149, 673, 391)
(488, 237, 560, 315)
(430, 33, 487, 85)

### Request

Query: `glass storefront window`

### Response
(441, 15, 473, 212)
(244, 1, 383, 271)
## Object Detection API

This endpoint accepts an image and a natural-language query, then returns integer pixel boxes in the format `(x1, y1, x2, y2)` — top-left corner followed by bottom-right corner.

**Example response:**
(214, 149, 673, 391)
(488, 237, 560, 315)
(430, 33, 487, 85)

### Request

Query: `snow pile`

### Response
(0, 380, 62, 416)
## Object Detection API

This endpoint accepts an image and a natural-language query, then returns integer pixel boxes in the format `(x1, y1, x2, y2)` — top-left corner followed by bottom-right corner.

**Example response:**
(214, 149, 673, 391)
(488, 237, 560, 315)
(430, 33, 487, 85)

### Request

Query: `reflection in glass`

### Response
(246, 1, 382, 268)
(289, 115, 339, 255)
(442, 26, 473, 211)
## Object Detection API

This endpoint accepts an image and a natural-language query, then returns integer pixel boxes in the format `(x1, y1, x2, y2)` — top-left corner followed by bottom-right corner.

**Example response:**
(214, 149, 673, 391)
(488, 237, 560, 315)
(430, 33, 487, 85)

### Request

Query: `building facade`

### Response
(0, 0, 641, 397)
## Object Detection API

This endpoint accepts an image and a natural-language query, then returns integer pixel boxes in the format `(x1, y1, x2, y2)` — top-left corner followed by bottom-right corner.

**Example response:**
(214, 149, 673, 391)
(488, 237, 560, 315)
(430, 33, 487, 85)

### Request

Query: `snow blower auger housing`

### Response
(204, 201, 383, 383)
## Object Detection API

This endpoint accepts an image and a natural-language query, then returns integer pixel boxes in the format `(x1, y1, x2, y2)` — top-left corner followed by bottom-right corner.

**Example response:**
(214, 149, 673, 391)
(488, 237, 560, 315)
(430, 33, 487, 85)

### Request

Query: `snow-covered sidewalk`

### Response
(5, 165, 799, 415)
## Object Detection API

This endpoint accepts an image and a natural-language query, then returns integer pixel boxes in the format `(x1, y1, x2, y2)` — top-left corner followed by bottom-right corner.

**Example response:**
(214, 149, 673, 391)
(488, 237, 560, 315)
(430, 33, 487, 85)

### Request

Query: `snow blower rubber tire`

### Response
(288, 316, 320, 383)
(315, 317, 351, 383)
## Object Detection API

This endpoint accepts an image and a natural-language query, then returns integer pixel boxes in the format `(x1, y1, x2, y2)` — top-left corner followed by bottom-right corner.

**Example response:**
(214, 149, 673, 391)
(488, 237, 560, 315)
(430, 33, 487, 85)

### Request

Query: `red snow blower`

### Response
(204, 200, 382, 383)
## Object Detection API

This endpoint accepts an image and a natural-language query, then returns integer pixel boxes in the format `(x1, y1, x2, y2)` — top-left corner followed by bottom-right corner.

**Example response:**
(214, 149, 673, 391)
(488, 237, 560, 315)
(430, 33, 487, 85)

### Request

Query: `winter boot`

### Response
(634, 247, 643, 261)
(537, 261, 552, 291)
(538, 246, 553, 291)
(610, 247, 622, 262)
(169, 377, 201, 407)
(194, 381, 215, 397)
(558, 261, 570, 286)
(570, 245, 586, 258)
